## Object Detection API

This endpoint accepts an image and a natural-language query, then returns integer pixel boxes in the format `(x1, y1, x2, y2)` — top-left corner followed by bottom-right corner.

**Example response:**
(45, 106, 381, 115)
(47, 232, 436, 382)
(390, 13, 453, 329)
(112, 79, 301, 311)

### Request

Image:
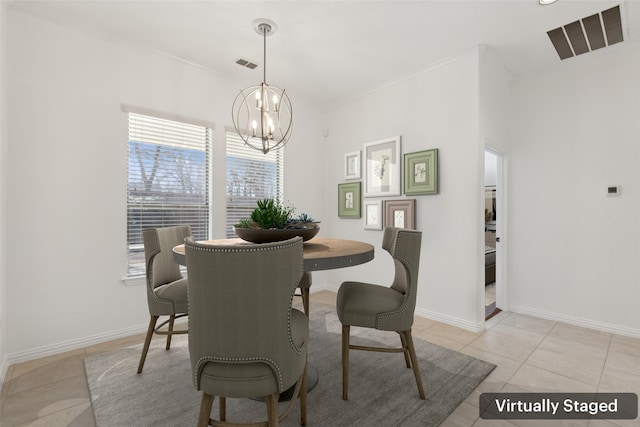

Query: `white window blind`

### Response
(226, 130, 283, 237)
(127, 112, 211, 275)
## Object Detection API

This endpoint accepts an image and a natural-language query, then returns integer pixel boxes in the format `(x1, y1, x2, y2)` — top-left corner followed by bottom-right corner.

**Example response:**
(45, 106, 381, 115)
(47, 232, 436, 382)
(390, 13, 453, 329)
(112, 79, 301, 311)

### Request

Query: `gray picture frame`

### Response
(384, 199, 416, 229)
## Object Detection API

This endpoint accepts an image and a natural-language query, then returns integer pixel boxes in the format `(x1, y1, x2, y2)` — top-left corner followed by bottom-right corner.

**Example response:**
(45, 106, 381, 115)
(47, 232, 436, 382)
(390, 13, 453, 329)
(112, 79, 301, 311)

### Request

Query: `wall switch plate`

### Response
(607, 186, 620, 195)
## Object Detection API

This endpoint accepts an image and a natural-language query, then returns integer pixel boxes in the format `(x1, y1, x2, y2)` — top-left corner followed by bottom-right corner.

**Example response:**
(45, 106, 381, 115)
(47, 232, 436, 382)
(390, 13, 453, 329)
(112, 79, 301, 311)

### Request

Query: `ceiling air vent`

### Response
(236, 59, 258, 69)
(547, 5, 624, 60)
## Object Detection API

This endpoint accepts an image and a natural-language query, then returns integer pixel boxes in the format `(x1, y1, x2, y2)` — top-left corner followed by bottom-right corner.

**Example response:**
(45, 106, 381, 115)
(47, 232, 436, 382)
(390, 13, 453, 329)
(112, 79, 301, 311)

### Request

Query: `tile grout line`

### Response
(595, 333, 614, 393)
(520, 322, 611, 392)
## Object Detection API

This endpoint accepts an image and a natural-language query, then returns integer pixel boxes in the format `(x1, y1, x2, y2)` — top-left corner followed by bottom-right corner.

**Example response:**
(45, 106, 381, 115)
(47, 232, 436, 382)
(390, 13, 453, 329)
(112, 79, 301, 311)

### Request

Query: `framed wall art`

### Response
(344, 151, 361, 180)
(404, 148, 438, 195)
(363, 200, 383, 230)
(364, 136, 401, 197)
(384, 199, 416, 229)
(338, 182, 361, 218)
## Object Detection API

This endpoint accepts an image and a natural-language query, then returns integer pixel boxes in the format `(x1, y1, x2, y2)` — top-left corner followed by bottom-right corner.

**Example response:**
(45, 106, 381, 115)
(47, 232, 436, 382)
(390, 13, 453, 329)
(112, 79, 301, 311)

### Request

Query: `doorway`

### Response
(484, 150, 502, 320)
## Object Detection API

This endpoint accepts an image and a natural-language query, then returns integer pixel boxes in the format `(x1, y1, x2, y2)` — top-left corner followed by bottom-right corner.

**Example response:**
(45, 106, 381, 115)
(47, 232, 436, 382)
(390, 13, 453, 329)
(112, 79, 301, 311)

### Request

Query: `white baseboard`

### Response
(509, 304, 640, 339)
(308, 284, 332, 293)
(5, 324, 147, 367)
(0, 324, 147, 390)
(414, 307, 485, 333)
(414, 303, 640, 339)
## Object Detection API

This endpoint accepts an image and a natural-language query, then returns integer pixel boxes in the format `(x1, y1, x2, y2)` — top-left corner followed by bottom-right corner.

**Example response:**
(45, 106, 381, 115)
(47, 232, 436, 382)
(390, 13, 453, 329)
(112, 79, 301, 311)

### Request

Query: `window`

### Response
(225, 130, 283, 237)
(127, 111, 212, 275)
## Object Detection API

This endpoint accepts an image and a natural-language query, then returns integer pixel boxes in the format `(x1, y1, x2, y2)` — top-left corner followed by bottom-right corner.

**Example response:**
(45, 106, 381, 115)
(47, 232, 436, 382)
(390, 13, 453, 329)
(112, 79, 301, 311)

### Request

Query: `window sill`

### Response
(122, 275, 146, 286)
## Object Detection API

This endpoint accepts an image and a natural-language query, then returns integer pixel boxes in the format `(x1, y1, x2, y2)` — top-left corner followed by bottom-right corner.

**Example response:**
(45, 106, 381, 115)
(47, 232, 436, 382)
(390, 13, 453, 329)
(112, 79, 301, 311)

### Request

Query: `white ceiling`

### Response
(9, 0, 640, 108)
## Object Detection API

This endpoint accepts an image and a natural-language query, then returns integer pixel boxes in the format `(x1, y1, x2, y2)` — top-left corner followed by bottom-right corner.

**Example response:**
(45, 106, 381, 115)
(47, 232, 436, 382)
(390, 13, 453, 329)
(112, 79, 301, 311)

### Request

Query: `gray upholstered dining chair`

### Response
(336, 227, 425, 400)
(137, 225, 192, 374)
(185, 236, 309, 427)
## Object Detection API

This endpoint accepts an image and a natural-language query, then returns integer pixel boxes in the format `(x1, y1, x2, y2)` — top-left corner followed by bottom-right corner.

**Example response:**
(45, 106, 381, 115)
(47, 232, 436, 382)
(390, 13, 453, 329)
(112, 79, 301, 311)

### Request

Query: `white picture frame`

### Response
(344, 151, 361, 180)
(364, 200, 383, 230)
(364, 136, 401, 197)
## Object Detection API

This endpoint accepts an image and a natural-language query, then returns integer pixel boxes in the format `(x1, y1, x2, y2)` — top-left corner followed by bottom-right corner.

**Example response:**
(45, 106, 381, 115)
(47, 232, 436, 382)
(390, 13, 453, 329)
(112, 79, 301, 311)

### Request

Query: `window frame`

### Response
(225, 128, 284, 237)
(122, 105, 214, 283)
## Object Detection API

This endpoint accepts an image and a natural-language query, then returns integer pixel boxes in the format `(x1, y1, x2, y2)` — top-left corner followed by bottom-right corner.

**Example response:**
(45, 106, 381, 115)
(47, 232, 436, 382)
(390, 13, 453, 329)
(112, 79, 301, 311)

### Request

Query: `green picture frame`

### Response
(338, 182, 361, 218)
(404, 148, 439, 195)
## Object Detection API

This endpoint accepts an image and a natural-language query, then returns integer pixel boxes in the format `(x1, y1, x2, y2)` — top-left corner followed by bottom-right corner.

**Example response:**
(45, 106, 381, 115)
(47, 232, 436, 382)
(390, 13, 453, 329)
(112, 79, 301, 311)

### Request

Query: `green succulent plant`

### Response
(249, 199, 295, 229)
(235, 199, 319, 230)
(235, 217, 252, 229)
(294, 213, 315, 223)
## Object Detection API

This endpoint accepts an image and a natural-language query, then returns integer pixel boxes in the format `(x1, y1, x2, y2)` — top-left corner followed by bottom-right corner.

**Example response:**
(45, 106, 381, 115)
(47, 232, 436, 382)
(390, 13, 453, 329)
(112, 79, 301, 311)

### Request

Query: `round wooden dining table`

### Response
(172, 236, 375, 271)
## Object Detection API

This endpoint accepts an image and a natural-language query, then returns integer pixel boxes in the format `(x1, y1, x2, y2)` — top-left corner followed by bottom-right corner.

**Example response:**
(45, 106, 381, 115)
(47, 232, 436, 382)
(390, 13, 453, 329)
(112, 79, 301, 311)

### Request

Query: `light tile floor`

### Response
(2, 291, 639, 427)
(485, 283, 496, 307)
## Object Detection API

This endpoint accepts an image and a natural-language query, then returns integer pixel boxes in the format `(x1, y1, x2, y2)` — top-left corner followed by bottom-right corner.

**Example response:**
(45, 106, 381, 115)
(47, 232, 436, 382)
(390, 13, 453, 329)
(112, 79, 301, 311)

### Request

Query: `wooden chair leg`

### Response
(301, 288, 310, 316)
(137, 315, 158, 374)
(403, 330, 426, 399)
(342, 324, 350, 400)
(219, 396, 226, 422)
(166, 315, 175, 350)
(398, 331, 412, 368)
(266, 393, 279, 426)
(198, 393, 214, 427)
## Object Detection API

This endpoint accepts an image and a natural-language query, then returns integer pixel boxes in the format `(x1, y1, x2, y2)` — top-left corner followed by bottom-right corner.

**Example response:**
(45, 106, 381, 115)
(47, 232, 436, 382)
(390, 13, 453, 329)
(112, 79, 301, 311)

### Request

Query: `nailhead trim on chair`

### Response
(186, 239, 300, 253)
(286, 298, 306, 357)
(194, 355, 285, 392)
(289, 251, 305, 356)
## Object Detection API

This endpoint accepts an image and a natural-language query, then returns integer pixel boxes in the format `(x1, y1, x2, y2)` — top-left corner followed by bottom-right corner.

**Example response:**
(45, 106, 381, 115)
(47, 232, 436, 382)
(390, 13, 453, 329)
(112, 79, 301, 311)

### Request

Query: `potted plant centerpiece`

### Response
(233, 198, 320, 243)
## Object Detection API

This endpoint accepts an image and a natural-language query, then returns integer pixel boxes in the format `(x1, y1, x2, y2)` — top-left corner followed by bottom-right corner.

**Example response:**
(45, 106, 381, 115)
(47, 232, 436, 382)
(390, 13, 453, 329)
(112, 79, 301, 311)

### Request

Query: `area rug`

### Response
(85, 304, 494, 426)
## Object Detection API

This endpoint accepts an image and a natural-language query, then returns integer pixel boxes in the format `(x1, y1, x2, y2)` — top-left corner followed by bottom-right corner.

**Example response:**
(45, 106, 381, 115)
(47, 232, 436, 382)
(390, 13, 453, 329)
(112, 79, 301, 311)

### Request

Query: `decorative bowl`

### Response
(233, 226, 320, 244)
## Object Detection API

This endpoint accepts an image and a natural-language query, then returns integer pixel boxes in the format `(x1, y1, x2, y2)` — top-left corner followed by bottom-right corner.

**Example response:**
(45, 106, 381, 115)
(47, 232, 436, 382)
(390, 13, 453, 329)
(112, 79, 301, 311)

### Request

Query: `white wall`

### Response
(0, 0, 8, 381)
(508, 41, 640, 336)
(5, 11, 325, 361)
(478, 46, 512, 155)
(324, 51, 486, 330)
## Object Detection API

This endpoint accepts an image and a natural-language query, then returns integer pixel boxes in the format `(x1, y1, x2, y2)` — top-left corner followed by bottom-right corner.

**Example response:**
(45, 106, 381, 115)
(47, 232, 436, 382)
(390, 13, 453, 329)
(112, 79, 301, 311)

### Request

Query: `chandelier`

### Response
(232, 19, 293, 154)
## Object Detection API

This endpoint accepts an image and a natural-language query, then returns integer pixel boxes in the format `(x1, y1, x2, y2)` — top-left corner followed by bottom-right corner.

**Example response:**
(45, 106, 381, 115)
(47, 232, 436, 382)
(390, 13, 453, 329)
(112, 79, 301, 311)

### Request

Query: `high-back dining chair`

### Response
(137, 225, 192, 374)
(185, 236, 308, 427)
(336, 227, 425, 400)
